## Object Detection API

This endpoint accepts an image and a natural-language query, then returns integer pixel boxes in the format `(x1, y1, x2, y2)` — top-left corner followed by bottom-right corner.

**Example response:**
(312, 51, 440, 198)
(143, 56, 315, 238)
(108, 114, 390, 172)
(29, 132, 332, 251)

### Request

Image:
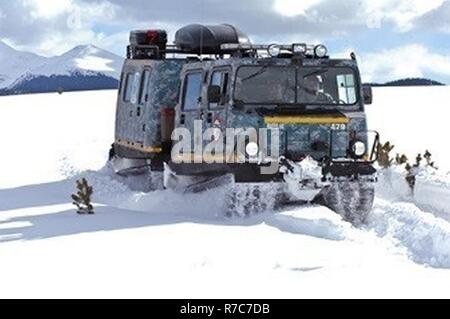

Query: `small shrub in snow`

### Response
(376, 140, 440, 192)
(71, 178, 94, 215)
(415, 153, 423, 167)
(404, 152, 438, 190)
(395, 154, 408, 165)
(424, 150, 437, 169)
(377, 141, 395, 168)
(405, 163, 416, 190)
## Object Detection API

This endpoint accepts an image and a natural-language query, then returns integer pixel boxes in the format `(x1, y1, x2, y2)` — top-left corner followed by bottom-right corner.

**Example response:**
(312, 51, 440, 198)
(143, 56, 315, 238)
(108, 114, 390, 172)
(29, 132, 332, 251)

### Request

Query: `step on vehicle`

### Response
(110, 24, 380, 224)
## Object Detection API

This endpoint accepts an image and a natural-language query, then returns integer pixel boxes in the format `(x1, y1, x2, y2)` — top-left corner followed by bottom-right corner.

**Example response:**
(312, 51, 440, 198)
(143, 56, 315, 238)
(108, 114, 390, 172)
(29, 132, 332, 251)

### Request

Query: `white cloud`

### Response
(27, 0, 73, 19)
(2, 0, 450, 75)
(34, 29, 102, 55)
(271, 0, 446, 31)
(273, 0, 323, 17)
(363, 0, 445, 31)
(0, 0, 117, 56)
(356, 44, 450, 83)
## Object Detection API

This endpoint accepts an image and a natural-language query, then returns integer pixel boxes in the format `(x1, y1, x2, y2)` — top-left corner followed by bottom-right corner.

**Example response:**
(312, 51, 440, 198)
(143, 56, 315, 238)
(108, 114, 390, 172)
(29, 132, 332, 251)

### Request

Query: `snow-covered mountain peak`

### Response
(1, 43, 124, 92)
(0, 41, 48, 89)
(27, 43, 123, 79)
(62, 44, 104, 58)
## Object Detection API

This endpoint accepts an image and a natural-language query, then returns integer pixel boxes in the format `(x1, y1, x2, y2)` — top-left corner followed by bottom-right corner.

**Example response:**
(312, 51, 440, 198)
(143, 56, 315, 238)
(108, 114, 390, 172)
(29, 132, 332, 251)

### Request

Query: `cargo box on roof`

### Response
(174, 24, 250, 54)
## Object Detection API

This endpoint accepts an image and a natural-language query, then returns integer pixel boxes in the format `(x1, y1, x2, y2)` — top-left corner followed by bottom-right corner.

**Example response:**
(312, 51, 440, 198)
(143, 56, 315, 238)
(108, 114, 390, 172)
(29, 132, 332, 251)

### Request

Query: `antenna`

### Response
(199, 0, 204, 58)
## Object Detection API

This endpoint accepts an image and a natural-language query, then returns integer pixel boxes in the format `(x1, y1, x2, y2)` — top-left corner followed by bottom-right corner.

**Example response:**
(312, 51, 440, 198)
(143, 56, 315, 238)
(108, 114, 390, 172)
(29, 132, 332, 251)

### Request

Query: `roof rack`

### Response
(127, 44, 191, 60)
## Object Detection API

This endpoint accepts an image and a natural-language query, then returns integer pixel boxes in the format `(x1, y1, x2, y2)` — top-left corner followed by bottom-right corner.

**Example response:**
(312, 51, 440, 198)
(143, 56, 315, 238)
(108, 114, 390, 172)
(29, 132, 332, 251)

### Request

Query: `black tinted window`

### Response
(183, 72, 202, 111)
(139, 69, 151, 104)
(235, 67, 296, 104)
(210, 70, 230, 108)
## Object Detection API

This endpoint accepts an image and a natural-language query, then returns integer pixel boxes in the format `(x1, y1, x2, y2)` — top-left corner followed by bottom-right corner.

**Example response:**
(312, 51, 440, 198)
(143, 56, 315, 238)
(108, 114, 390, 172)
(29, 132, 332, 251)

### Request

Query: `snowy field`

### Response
(366, 86, 450, 173)
(1, 88, 450, 298)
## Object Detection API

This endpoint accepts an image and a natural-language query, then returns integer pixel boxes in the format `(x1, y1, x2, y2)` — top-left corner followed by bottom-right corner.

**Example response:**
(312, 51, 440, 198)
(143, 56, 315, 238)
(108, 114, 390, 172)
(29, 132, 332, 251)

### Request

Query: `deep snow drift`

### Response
(1, 88, 450, 298)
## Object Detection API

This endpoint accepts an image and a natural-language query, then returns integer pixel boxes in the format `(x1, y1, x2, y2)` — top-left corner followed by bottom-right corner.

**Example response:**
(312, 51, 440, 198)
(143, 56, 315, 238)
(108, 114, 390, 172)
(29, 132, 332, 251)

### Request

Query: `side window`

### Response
(182, 72, 203, 111)
(123, 72, 141, 103)
(209, 69, 230, 109)
(139, 69, 151, 105)
(337, 74, 356, 104)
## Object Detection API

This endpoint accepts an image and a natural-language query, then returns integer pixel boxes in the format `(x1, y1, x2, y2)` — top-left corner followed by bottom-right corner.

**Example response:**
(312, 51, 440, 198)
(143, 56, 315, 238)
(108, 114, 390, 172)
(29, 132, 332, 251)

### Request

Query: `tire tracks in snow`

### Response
(366, 198, 450, 268)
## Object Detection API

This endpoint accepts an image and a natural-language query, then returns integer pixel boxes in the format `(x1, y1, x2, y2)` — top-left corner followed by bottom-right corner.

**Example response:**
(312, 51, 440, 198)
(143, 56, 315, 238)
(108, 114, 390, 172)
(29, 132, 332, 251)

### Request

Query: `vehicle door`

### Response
(132, 67, 152, 144)
(116, 65, 142, 143)
(203, 67, 231, 162)
(177, 70, 204, 161)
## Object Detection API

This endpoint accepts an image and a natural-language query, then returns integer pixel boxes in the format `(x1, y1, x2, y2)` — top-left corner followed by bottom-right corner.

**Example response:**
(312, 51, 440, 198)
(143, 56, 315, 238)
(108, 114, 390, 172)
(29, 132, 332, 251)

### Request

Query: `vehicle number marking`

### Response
(330, 123, 347, 131)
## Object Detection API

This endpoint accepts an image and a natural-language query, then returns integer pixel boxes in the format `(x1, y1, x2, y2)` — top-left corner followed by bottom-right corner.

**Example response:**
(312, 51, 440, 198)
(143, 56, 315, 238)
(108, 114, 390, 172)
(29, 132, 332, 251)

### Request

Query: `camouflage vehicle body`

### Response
(114, 59, 185, 161)
(112, 25, 378, 223)
(171, 57, 372, 175)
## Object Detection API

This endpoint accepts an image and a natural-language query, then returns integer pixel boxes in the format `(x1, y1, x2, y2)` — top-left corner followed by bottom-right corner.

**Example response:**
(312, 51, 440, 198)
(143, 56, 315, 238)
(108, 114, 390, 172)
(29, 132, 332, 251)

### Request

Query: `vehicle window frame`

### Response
(123, 72, 133, 103)
(118, 72, 125, 96)
(138, 67, 152, 105)
(123, 71, 141, 104)
(181, 70, 204, 112)
(232, 65, 360, 107)
(208, 67, 231, 110)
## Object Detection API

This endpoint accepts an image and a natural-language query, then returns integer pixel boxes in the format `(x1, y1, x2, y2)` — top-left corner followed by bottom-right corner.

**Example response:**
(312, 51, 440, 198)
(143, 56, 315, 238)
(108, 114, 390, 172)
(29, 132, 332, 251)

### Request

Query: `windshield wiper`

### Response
(241, 65, 269, 82)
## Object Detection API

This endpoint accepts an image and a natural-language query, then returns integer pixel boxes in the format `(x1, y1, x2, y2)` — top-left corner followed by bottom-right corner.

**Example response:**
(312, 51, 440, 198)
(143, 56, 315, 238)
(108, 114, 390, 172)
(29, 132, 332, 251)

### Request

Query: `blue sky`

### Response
(2, 0, 450, 83)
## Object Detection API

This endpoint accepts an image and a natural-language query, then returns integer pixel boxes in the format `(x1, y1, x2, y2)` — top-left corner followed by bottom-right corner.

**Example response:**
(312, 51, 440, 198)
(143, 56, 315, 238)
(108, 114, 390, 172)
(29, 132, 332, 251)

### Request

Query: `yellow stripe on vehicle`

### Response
(264, 115, 350, 125)
(116, 140, 162, 153)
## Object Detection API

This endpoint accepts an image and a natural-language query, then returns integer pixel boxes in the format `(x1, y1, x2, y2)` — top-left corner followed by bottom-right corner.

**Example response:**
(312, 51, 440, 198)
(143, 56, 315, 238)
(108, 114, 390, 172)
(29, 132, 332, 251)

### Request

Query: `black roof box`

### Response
(175, 24, 250, 54)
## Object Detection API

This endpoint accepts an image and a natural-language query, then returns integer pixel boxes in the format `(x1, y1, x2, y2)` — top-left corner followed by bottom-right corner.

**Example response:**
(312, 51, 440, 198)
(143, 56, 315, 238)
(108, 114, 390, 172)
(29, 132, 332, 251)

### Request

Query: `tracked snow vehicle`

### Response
(111, 24, 380, 224)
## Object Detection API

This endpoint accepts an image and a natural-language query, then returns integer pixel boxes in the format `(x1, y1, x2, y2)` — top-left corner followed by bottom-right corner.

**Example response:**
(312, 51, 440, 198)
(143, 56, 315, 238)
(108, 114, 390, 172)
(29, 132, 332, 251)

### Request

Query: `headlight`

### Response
(352, 141, 366, 157)
(268, 44, 281, 57)
(292, 43, 307, 54)
(246, 142, 259, 157)
(314, 44, 328, 58)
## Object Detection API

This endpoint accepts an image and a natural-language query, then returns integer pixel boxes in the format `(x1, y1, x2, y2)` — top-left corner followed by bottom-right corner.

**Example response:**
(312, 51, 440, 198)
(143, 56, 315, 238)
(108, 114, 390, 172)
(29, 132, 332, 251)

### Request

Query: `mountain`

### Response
(0, 41, 48, 89)
(25, 44, 122, 79)
(0, 42, 123, 95)
(367, 78, 445, 87)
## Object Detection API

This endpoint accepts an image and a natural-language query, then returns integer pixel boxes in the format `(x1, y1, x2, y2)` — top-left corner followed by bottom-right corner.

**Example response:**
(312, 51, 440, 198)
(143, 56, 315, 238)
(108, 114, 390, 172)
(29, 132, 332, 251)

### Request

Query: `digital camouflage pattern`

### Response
(116, 53, 370, 163)
(115, 59, 185, 156)
(175, 57, 369, 161)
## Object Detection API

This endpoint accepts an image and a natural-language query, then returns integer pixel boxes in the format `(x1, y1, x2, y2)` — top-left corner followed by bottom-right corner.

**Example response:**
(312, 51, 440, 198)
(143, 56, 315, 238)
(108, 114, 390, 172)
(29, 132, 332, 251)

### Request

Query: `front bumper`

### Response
(322, 161, 377, 179)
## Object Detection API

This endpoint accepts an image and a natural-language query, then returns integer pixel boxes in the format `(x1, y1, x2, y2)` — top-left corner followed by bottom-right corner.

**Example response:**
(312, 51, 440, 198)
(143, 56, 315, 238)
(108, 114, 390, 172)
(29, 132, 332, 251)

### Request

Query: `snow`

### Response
(0, 91, 114, 188)
(367, 86, 450, 173)
(1, 88, 450, 298)
(368, 198, 450, 268)
(414, 168, 450, 219)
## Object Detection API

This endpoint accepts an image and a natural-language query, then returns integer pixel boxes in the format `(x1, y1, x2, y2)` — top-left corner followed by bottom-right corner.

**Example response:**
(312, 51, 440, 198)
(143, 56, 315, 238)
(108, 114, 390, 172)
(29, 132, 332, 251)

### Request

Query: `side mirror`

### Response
(362, 84, 373, 105)
(207, 85, 222, 104)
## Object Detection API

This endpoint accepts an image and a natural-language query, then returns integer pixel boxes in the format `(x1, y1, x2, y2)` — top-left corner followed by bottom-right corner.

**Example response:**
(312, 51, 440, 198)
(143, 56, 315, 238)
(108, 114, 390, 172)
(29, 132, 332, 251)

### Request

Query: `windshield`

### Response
(234, 66, 359, 106)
